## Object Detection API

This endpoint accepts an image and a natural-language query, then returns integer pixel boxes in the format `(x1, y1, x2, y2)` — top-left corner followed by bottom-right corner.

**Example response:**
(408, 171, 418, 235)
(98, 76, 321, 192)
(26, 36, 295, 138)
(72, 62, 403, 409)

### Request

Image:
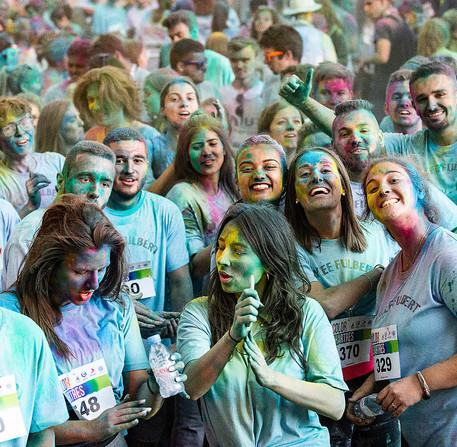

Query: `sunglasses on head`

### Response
(264, 51, 284, 62)
(182, 58, 208, 70)
(235, 93, 244, 118)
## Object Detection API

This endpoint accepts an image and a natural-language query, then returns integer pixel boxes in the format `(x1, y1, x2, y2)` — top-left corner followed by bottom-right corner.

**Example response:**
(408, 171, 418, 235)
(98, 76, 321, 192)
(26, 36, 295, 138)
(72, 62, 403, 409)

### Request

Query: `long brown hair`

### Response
(15, 195, 126, 359)
(207, 202, 310, 371)
(285, 147, 367, 253)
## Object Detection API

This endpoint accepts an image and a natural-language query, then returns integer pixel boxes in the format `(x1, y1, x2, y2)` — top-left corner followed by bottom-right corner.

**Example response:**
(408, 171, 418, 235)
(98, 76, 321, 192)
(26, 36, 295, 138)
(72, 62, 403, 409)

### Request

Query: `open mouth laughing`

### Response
(309, 186, 330, 197)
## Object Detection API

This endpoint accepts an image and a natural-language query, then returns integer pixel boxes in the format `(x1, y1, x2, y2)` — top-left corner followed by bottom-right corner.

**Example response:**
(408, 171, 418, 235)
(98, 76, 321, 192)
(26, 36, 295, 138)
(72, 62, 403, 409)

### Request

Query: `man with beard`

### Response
(102, 127, 194, 446)
(280, 61, 457, 204)
(380, 69, 422, 135)
(2, 140, 116, 290)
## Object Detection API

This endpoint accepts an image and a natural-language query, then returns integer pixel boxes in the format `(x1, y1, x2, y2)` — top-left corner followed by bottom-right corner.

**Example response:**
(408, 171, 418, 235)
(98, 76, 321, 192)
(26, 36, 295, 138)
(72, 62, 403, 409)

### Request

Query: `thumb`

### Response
(119, 394, 130, 404)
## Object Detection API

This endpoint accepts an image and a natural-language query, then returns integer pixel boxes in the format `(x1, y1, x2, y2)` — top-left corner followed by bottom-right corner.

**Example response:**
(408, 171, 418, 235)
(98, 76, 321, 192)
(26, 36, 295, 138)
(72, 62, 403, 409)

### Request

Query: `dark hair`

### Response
(88, 53, 126, 70)
(67, 38, 92, 60)
(103, 127, 148, 156)
(385, 69, 412, 100)
(62, 140, 115, 180)
(211, 1, 229, 33)
(207, 202, 310, 369)
(173, 111, 238, 197)
(280, 63, 315, 81)
(227, 36, 260, 57)
(50, 4, 72, 25)
(169, 38, 205, 70)
(15, 194, 126, 358)
(159, 76, 200, 108)
(410, 60, 457, 86)
(312, 61, 354, 94)
(285, 147, 367, 253)
(251, 6, 280, 41)
(163, 10, 197, 32)
(123, 39, 143, 65)
(92, 34, 126, 58)
(361, 156, 440, 223)
(258, 100, 304, 134)
(334, 99, 374, 117)
(259, 24, 303, 62)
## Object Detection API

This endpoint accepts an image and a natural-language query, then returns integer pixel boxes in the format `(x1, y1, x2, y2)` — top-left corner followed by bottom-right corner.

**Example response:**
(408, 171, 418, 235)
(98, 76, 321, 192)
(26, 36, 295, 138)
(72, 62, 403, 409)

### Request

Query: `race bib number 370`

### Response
(372, 325, 401, 381)
(59, 358, 116, 421)
(0, 375, 27, 442)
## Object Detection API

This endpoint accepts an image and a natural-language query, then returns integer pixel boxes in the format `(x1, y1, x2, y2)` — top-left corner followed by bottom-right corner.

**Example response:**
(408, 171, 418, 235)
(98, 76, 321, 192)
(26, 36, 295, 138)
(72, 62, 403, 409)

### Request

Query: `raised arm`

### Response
(279, 71, 335, 137)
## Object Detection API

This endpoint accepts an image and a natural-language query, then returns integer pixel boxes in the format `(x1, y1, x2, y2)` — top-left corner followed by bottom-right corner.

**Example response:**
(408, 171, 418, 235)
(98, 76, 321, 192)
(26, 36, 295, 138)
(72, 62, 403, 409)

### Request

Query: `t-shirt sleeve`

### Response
(164, 199, 190, 273)
(374, 17, 393, 42)
(297, 245, 318, 283)
(122, 296, 149, 371)
(302, 298, 348, 391)
(177, 298, 212, 366)
(30, 322, 69, 431)
(435, 242, 457, 317)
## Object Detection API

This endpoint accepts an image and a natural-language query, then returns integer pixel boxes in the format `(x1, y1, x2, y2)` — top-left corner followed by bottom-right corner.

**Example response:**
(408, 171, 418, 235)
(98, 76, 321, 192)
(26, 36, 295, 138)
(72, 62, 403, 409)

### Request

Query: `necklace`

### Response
(401, 222, 433, 272)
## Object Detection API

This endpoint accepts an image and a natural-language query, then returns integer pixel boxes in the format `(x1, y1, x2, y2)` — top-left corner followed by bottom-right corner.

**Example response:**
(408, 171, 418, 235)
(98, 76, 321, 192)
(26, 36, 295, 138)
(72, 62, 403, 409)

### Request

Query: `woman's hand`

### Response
(168, 352, 190, 399)
(87, 395, 151, 441)
(134, 300, 180, 338)
(230, 288, 263, 341)
(376, 374, 423, 418)
(243, 331, 275, 387)
(347, 374, 377, 426)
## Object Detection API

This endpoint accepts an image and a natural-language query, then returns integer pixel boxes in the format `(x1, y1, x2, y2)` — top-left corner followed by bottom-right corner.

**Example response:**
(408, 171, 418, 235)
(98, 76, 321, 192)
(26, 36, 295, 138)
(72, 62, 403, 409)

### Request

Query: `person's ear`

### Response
(56, 172, 64, 193)
(176, 61, 185, 74)
(384, 101, 389, 116)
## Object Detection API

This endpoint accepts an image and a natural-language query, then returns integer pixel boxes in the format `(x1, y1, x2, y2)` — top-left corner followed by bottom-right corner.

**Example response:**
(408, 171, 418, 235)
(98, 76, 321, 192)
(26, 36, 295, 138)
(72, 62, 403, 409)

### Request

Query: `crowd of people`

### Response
(1, 0, 457, 446)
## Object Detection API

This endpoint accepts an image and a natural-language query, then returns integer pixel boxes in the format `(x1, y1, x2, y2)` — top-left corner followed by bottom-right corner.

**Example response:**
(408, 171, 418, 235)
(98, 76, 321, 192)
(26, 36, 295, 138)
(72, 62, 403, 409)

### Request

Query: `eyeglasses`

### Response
(264, 50, 284, 62)
(235, 93, 243, 118)
(1, 116, 33, 137)
(182, 58, 208, 70)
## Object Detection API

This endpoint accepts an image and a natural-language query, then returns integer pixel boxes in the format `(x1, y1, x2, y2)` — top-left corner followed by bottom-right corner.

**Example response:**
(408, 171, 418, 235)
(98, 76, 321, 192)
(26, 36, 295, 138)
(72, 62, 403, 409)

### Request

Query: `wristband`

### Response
(228, 328, 242, 343)
(374, 264, 385, 271)
(361, 273, 374, 290)
(416, 371, 431, 400)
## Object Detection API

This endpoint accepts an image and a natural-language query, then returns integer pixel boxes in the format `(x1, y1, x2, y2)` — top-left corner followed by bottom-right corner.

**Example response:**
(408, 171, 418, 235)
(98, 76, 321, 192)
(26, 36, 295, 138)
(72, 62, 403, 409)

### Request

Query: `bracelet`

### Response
(374, 264, 385, 271)
(361, 273, 374, 291)
(146, 378, 159, 396)
(228, 328, 242, 344)
(416, 371, 431, 400)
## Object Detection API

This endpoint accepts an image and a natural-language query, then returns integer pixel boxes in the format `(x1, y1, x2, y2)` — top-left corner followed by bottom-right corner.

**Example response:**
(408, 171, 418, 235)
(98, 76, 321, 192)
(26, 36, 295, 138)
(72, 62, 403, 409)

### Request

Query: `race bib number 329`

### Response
(372, 325, 401, 381)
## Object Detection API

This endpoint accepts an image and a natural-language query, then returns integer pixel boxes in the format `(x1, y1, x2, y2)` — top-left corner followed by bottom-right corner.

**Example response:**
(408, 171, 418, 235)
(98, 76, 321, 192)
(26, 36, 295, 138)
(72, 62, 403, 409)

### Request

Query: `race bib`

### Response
(372, 325, 401, 380)
(333, 315, 372, 369)
(126, 261, 155, 300)
(59, 358, 116, 421)
(0, 375, 27, 442)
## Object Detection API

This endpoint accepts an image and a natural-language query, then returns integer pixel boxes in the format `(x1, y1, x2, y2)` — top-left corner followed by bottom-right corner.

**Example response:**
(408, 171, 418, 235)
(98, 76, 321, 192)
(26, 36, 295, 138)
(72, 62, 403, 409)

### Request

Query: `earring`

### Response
(295, 197, 299, 204)
(341, 189, 346, 196)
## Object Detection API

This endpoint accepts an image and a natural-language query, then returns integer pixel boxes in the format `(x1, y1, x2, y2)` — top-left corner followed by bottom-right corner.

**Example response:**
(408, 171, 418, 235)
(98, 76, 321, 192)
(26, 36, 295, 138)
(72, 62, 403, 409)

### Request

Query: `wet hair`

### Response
(258, 100, 304, 135)
(67, 38, 92, 60)
(62, 140, 115, 181)
(35, 99, 72, 155)
(417, 18, 450, 57)
(159, 76, 200, 109)
(207, 202, 310, 369)
(362, 156, 440, 223)
(103, 127, 148, 156)
(163, 10, 197, 33)
(0, 96, 31, 126)
(410, 59, 457, 86)
(251, 6, 280, 41)
(169, 38, 205, 69)
(227, 36, 260, 57)
(172, 111, 238, 197)
(285, 147, 367, 253)
(15, 194, 126, 359)
(92, 34, 127, 58)
(73, 66, 141, 126)
(312, 61, 354, 95)
(259, 24, 303, 62)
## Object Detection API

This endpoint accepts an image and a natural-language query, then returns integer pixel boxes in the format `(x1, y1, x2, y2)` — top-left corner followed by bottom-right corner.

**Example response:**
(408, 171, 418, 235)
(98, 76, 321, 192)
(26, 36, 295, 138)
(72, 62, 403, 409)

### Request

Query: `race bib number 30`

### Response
(372, 325, 401, 381)
(0, 375, 27, 442)
(333, 315, 372, 368)
(126, 261, 155, 299)
(59, 359, 116, 421)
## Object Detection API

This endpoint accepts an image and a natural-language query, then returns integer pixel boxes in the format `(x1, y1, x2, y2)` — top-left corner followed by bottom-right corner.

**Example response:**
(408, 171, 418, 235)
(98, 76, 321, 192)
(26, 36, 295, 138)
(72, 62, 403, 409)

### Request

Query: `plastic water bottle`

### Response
(353, 393, 386, 419)
(147, 335, 184, 398)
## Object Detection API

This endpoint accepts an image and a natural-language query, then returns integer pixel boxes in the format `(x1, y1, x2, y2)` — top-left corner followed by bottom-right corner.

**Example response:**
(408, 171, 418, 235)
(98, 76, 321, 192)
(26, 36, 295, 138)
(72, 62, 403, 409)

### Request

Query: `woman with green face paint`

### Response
(284, 146, 401, 445)
(177, 202, 347, 446)
(166, 111, 239, 287)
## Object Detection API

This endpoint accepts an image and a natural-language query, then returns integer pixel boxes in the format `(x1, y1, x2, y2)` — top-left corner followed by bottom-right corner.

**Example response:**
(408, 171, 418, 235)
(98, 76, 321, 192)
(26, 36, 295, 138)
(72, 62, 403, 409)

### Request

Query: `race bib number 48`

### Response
(0, 375, 27, 442)
(59, 358, 116, 421)
(372, 325, 401, 381)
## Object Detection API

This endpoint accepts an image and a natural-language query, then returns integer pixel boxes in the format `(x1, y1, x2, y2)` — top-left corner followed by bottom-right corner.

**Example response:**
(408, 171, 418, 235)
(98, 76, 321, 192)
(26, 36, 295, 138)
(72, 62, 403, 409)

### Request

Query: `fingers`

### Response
(27, 173, 51, 192)
(175, 373, 187, 383)
(179, 390, 191, 400)
(160, 311, 181, 319)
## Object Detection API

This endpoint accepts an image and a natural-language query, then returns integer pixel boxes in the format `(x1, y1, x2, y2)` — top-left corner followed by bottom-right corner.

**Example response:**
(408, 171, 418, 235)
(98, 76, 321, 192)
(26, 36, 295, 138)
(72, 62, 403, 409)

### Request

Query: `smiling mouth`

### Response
(426, 110, 445, 119)
(284, 133, 296, 138)
(398, 109, 411, 116)
(309, 186, 330, 196)
(16, 139, 28, 146)
(381, 198, 399, 208)
(251, 183, 270, 191)
(202, 158, 215, 166)
(121, 177, 136, 185)
(219, 271, 232, 283)
(179, 111, 190, 117)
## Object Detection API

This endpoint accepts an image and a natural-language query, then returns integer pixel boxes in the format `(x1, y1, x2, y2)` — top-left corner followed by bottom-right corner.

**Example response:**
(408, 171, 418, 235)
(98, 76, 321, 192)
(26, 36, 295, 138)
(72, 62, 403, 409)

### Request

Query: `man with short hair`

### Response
(259, 24, 303, 105)
(161, 10, 234, 88)
(220, 36, 267, 148)
(2, 140, 116, 291)
(380, 69, 422, 135)
(0, 97, 64, 218)
(169, 38, 218, 101)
